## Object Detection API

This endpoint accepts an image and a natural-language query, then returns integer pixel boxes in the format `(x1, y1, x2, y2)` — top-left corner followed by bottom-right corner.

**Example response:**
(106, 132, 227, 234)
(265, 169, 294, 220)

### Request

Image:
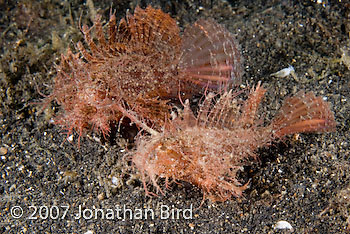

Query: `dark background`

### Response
(0, 0, 349, 233)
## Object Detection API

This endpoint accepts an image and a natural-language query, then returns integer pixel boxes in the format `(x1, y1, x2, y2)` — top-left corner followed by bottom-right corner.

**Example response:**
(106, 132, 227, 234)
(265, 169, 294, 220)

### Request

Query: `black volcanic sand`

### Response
(0, 0, 349, 233)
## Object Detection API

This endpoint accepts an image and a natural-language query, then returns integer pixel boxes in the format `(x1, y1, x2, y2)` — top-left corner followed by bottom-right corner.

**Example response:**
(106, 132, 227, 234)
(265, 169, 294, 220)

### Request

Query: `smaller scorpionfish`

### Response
(132, 83, 336, 202)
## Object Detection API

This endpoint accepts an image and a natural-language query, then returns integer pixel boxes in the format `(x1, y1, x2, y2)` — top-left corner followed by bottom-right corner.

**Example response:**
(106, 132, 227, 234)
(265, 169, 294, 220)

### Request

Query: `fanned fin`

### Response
(179, 19, 243, 91)
(126, 6, 181, 58)
(271, 91, 336, 138)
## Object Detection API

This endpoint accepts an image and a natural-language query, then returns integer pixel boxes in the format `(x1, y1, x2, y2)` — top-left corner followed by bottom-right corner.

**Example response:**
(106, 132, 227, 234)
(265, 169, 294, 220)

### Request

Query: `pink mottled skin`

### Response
(131, 83, 336, 202)
(41, 6, 242, 144)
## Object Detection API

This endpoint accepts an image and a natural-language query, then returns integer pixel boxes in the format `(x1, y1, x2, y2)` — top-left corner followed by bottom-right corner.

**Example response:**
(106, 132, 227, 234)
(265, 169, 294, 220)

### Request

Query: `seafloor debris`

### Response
(340, 45, 350, 70)
(270, 65, 296, 79)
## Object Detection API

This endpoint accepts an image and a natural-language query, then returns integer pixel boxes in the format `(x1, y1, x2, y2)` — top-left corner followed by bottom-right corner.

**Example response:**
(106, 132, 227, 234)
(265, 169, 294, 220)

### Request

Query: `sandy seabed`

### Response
(0, 0, 349, 233)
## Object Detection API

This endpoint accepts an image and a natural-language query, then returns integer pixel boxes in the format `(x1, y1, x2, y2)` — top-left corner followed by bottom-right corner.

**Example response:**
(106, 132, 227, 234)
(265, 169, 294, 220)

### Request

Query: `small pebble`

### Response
(0, 147, 8, 155)
(9, 184, 16, 192)
(97, 193, 105, 200)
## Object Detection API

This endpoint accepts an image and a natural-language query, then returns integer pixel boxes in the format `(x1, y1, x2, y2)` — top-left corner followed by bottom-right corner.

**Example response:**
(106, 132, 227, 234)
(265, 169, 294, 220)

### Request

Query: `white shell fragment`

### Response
(111, 176, 120, 186)
(67, 135, 74, 142)
(273, 220, 294, 231)
(270, 65, 295, 78)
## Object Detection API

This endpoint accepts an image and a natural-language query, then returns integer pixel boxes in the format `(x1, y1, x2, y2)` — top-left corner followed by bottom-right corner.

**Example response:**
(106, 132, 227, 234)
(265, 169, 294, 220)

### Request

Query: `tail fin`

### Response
(270, 91, 336, 138)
